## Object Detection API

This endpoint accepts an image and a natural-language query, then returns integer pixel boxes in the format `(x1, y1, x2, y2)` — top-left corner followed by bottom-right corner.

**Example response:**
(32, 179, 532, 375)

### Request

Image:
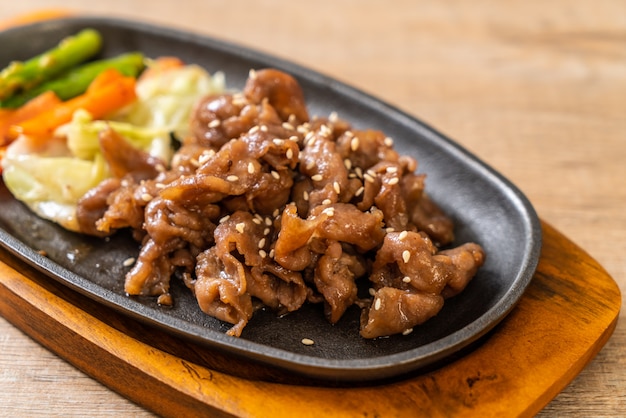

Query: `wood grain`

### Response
(1, 1, 625, 416)
(0, 222, 620, 417)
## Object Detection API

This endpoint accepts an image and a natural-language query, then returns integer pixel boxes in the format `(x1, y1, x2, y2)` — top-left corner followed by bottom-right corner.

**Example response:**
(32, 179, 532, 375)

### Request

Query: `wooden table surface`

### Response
(1, 1, 624, 416)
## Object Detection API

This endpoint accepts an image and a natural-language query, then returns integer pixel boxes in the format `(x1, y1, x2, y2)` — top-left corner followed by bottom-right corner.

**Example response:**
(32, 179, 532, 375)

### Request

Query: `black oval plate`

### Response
(0, 17, 541, 382)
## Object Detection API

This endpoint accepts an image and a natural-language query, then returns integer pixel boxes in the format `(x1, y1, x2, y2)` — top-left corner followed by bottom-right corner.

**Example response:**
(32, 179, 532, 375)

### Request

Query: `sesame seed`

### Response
(190, 158, 200, 167)
(282, 122, 295, 130)
(344, 130, 354, 138)
(249, 68, 257, 79)
(252, 218, 262, 225)
(388, 177, 399, 185)
(344, 159, 352, 170)
(288, 135, 299, 142)
(219, 215, 230, 223)
(122, 257, 136, 267)
(303, 191, 309, 201)
(386, 227, 395, 233)
(155, 163, 166, 172)
(236, 223, 245, 233)
(329, 111, 338, 122)
(322, 199, 332, 205)
(269, 249, 275, 258)
(399, 231, 408, 240)
(374, 298, 381, 311)
(263, 228, 270, 235)
(311, 174, 323, 182)
(402, 328, 413, 336)
(141, 193, 153, 202)
(288, 114, 297, 124)
(208, 119, 221, 128)
(355, 186, 364, 197)
(350, 137, 360, 151)
(260, 125, 268, 132)
(333, 181, 341, 194)
(259, 249, 267, 258)
(402, 276, 411, 283)
(367, 169, 377, 178)
(384, 137, 394, 147)
(198, 153, 212, 165)
(273, 138, 284, 146)
(320, 124, 332, 137)
(258, 238, 266, 248)
(386, 166, 398, 174)
(121, 179, 130, 187)
(364, 173, 375, 183)
(248, 162, 255, 174)
(306, 160, 316, 170)
(265, 217, 272, 226)
(322, 207, 335, 217)
(402, 250, 411, 263)
(368, 288, 376, 296)
(301, 338, 315, 346)
(271, 171, 280, 179)
(249, 125, 260, 134)
(155, 183, 166, 189)
(226, 175, 239, 182)
(355, 167, 363, 178)
(273, 209, 280, 217)
(286, 148, 294, 159)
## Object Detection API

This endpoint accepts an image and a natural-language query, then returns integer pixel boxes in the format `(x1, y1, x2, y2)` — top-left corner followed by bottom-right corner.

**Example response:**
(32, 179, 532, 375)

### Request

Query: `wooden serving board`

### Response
(0, 221, 620, 417)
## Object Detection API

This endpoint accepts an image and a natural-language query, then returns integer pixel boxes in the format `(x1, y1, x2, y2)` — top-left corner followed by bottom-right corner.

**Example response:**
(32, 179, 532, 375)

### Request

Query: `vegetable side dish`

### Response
(0, 29, 485, 339)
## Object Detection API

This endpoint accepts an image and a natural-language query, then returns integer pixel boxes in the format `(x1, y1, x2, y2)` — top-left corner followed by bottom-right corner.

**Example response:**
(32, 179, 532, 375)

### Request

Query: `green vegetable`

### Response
(64, 109, 172, 162)
(0, 28, 102, 102)
(119, 63, 225, 139)
(0, 52, 145, 109)
(2, 151, 109, 232)
(1, 63, 226, 233)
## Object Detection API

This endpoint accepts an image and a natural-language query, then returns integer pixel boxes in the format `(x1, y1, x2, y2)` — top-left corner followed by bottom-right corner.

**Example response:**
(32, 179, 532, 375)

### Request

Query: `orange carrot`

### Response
(139, 56, 185, 81)
(0, 109, 13, 121)
(11, 72, 137, 141)
(0, 8, 77, 173)
(1, 91, 62, 145)
(86, 68, 126, 93)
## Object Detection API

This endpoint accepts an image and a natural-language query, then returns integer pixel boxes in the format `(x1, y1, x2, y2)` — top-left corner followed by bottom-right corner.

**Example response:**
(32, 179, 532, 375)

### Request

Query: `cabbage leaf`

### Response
(2, 63, 225, 232)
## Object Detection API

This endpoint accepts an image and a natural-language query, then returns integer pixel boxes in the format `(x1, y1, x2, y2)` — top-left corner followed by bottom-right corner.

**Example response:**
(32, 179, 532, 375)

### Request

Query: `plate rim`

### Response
(0, 15, 542, 381)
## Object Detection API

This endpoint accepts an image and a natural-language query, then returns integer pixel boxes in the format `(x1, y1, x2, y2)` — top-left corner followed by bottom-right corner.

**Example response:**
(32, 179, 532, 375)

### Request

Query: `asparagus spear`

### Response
(0, 52, 145, 109)
(0, 28, 103, 102)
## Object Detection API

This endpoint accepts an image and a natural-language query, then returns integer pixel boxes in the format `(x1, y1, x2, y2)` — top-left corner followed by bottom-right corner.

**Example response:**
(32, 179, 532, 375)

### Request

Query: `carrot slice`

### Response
(0, 109, 13, 121)
(86, 67, 126, 93)
(11, 72, 137, 141)
(1, 91, 62, 145)
(139, 56, 185, 81)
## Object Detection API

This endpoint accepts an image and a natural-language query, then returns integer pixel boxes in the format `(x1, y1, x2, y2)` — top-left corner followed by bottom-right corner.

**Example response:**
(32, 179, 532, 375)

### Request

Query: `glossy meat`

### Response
(82, 68, 485, 338)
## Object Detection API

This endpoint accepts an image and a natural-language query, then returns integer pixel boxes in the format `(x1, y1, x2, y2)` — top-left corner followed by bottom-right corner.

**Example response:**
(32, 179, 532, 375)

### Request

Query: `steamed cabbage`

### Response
(2, 63, 225, 232)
